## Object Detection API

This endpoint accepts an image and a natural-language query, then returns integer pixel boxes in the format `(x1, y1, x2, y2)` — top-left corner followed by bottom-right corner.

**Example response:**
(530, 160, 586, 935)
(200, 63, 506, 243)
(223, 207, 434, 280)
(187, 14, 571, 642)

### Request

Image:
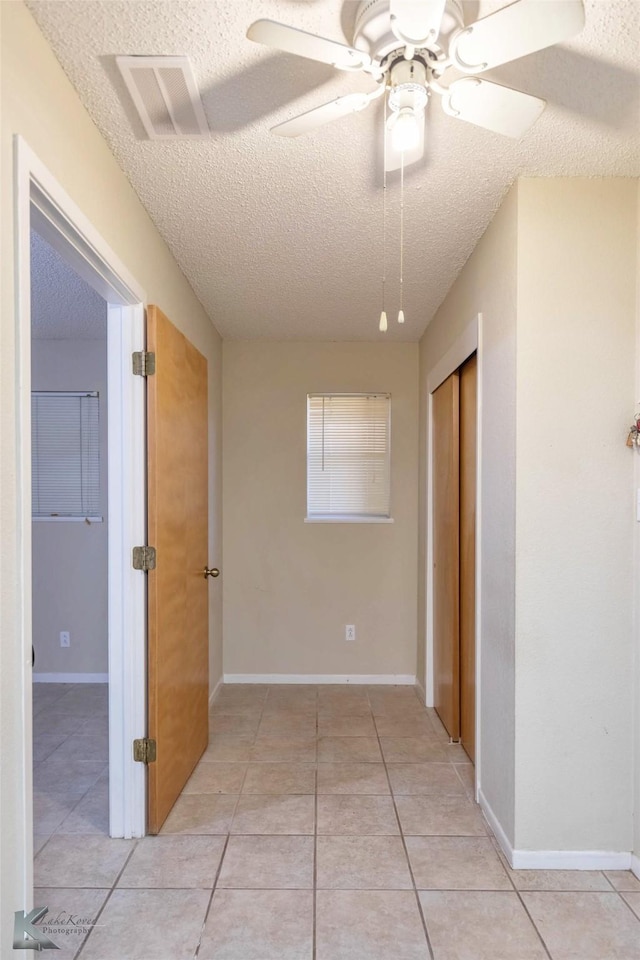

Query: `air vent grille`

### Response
(116, 56, 209, 140)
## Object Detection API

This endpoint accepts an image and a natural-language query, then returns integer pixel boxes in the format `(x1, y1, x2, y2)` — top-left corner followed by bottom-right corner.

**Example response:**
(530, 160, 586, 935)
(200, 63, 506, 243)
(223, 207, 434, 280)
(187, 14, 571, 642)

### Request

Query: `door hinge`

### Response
(132, 350, 156, 376)
(133, 738, 157, 764)
(132, 545, 156, 571)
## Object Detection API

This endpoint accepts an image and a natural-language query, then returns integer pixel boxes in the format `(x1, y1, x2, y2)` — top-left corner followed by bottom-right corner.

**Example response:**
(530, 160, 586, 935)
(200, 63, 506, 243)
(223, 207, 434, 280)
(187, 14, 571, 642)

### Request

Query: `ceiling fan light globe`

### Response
(391, 109, 421, 152)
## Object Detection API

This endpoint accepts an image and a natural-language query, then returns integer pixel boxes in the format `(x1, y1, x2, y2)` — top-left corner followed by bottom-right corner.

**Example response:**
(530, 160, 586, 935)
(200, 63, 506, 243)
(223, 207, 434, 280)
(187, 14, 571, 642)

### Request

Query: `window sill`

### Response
(32, 516, 104, 523)
(304, 516, 394, 524)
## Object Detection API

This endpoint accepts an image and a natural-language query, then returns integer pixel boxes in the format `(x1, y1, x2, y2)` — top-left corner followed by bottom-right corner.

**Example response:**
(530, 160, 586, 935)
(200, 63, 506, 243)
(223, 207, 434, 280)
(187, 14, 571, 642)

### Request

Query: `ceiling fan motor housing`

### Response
(353, 0, 465, 62)
(388, 59, 429, 113)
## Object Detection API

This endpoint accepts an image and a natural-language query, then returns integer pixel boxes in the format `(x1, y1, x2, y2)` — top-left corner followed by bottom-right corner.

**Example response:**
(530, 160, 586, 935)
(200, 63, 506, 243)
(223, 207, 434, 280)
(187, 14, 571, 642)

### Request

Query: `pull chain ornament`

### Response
(380, 93, 388, 333)
(398, 150, 405, 324)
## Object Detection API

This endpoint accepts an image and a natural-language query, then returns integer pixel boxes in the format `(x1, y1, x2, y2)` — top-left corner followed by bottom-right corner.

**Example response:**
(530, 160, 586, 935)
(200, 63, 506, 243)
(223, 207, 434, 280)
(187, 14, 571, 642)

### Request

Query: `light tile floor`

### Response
(32, 683, 640, 959)
(33, 682, 109, 855)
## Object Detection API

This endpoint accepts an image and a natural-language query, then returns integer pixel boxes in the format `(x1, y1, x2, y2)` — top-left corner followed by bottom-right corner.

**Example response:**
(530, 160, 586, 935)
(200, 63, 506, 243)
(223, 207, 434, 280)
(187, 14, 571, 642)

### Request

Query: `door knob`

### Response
(204, 566, 220, 579)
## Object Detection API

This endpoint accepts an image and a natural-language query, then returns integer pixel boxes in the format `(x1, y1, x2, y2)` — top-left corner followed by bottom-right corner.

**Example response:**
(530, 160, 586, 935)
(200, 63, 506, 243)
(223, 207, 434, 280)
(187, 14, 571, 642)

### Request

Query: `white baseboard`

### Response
(33, 672, 108, 684)
(209, 674, 223, 708)
(479, 788, 632, 871)
(478, 788, 514, 864)
(631, 853, 640, 881)
(222, 673, 416, 685)
(414, 678, 426, 704)
(511, 849, 632, 871)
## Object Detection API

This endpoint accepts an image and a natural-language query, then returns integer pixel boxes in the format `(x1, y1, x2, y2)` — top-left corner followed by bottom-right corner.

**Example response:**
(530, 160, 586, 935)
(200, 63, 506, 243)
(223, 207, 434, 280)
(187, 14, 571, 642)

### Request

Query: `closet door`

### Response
(459, 353, 477, 762)
(432, 372, 460, 739)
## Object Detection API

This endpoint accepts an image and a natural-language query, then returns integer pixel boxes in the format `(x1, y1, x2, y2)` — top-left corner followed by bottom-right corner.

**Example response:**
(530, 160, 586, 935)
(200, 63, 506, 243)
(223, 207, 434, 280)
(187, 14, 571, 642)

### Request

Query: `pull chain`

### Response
(379, 93, 388, 332)
(398, 150, 405, 324)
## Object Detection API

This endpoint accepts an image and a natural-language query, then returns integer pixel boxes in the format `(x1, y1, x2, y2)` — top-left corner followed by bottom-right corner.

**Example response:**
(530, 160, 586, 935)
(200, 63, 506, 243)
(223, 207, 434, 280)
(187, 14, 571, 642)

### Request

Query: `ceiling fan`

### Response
(247, 0, 585, 169)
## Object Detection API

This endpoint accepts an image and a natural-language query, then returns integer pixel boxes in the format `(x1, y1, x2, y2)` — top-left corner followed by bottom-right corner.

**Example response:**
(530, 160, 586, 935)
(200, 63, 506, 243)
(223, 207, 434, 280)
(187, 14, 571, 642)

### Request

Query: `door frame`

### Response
(13, 136, 147, 900)
(425, 312, 482, 799)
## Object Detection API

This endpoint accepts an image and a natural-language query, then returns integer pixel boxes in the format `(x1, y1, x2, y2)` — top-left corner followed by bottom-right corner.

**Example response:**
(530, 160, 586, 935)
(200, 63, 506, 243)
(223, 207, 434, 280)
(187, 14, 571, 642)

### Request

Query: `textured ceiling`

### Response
(25, 0, 640, 341)
(31, 231, 107, 339)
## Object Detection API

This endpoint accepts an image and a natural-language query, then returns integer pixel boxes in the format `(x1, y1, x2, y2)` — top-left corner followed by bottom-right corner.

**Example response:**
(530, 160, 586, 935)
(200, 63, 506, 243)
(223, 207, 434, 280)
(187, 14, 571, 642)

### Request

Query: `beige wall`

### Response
(419, 177, 638, 857)
(514, 179, 637, 853)
(418, 185, 519, 841)
(31, 339, 109, 676)
(223, 341, 419, 677)
(1, 1, 222, 941)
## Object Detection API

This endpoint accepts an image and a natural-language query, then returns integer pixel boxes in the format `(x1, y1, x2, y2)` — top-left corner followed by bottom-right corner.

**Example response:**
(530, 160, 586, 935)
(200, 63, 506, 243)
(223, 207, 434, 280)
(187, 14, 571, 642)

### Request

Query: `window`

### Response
(31, 391, 101, 520)
(306, 393, 391, 521)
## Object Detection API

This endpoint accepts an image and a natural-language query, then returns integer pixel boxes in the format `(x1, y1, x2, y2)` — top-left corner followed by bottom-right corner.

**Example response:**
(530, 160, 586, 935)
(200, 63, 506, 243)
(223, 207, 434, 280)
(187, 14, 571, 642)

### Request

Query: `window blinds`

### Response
(31, 392, 101, 519)
(307, 394, 391, 518)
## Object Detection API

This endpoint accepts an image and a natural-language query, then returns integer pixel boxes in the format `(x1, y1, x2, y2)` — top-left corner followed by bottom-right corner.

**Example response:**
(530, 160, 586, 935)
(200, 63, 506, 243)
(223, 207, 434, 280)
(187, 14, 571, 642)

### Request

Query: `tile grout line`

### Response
(493, 843, 554, 960)
(193, 832, 231, 959)
(73, 840, 139, 960)
(250, 684, 317, 957)
(76, 883, 582, 892)
(601, 872, 640, 923)
(511, 888, 559, 960)
(379, 693, 553, 958)
(369, 688, 436, 960)
(51, 776, 108, 839)
(450, 758, 476, 801)
(619, 893, 640, 923)
(33, 777, 97, 859)
(34, 706, 109, 853)
(32, 684, 72, 716)
(192, 683, 270, 958)
(225, 682, 268, 811)
(444, 749, 555, 959)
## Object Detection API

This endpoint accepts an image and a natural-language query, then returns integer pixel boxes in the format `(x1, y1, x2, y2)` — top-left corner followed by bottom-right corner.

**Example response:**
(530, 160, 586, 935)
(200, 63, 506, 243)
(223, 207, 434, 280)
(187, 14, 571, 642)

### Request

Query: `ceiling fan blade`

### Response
(271, 93, 374, 137)
(450, 0, 585, 73)
(247, 19, 371, 71)
(389, 0, 446, 47)
(385, 110, 425, 171)
(442, 77, 545, 137)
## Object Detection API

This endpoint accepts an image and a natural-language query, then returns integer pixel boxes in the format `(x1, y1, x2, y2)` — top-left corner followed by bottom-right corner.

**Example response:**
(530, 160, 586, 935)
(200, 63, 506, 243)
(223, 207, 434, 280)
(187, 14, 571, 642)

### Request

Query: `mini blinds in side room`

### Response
(31, 391, 101, 520)
(307, 394, 391, 520)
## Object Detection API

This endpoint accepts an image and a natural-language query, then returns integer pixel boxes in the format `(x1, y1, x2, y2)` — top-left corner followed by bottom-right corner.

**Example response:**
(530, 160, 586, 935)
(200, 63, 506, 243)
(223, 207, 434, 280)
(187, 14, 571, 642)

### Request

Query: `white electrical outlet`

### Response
(60, 631, 70, 648)
(345, 624, 355, 642)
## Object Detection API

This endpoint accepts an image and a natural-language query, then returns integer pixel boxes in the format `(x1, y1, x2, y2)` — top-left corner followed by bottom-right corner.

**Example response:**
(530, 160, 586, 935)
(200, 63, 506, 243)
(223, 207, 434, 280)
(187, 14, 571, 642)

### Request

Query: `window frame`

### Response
(305, 392, 393, 524)
(31, 389, 103, 522)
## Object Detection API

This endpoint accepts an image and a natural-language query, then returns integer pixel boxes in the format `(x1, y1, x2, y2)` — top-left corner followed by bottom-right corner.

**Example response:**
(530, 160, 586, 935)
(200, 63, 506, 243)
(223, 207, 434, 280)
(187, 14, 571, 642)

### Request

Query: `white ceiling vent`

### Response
(116, 56, 209, 139)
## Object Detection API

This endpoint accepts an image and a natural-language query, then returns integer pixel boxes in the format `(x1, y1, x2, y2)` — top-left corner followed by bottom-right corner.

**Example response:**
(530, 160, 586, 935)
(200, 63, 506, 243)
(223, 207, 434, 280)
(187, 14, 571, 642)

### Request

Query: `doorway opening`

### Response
(30, 228, 111, 849)
(431, 352, 477, 762)
(14, 136, 147, 907)
(424, 313, 482, 796)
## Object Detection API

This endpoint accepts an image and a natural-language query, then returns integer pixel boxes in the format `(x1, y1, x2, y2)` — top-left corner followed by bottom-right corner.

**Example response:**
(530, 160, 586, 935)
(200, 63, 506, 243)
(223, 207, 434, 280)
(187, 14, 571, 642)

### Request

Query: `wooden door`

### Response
(459, 353, 477, 762)
(432, 372, 460, 739)
(147, 305, 209, 834)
